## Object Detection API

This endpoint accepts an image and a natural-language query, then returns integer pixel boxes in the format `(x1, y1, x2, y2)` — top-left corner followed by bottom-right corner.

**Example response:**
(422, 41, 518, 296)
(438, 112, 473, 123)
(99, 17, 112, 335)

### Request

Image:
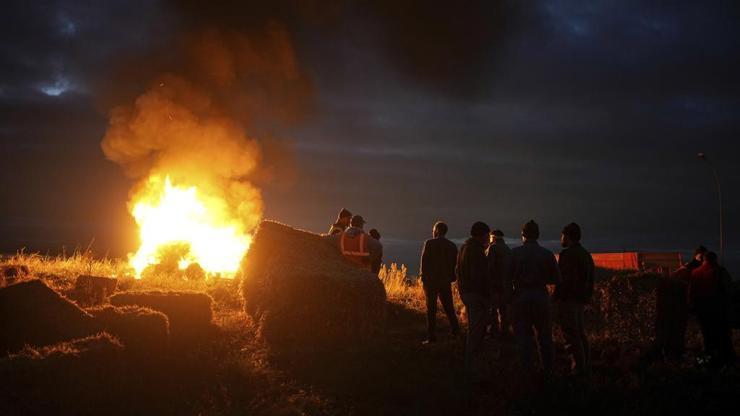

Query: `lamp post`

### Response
(697, 152, 724, 263)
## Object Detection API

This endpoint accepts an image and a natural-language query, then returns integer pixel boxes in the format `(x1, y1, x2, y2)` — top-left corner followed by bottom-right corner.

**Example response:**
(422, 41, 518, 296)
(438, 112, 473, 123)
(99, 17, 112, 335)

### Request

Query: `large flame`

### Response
(129, 175, 251, 278)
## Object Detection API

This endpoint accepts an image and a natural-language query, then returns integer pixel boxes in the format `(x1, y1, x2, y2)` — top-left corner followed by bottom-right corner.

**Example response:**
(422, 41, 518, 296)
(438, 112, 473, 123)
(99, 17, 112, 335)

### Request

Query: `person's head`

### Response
(561, 222, 582, 248)
(694, 245, 708, 262)
(521, 220, 540, 242)
(490, 229, 504, 244)
(470, 221, 491, 244)
(350, 215, 365, 229)
(433, 221, 448, 238)
(704, 251, 718, 266)
(369, 229, 381, 240)
(336, 208, 352, 226)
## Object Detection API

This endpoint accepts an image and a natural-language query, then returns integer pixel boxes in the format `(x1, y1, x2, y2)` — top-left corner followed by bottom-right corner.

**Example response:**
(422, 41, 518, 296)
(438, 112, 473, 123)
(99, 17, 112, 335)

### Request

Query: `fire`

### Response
(129, 175, 251, 279)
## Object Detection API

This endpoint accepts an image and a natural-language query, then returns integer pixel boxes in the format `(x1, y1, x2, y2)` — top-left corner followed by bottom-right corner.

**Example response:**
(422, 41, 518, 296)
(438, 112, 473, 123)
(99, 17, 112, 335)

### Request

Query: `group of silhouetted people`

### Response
(652, 246, 736, 369)
(327, 207, 736, 383)
(420, 219, 595, 383)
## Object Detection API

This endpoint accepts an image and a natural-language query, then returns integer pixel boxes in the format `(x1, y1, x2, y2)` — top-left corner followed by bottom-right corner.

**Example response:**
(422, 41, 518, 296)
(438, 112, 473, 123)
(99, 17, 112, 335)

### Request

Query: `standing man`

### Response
(487, 229, 512, 337)
(554, 223, 595, 380)
(510, 220, 560, 381)
(457, 221, 491, 376)
(328, 208, 353, 235)
(419, 221, 460, 344)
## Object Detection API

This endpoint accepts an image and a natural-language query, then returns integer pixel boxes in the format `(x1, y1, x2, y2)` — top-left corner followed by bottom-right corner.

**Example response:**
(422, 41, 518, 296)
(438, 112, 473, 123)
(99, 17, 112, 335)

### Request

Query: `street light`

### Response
(697, 152, 724, 264)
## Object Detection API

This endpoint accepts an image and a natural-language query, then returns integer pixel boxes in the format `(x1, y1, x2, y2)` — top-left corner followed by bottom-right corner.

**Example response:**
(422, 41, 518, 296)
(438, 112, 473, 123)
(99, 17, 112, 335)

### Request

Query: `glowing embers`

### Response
(129, 176, 251, 279)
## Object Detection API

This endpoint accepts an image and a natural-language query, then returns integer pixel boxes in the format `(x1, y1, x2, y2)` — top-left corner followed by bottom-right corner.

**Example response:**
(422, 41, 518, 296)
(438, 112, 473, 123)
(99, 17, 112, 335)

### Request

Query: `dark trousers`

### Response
(695, 301, 736, 367)
(423, 281, 460, 340)
(511, 291, 553, 377)
(556, 302, 591, 377)
(461, 292, 489, 372)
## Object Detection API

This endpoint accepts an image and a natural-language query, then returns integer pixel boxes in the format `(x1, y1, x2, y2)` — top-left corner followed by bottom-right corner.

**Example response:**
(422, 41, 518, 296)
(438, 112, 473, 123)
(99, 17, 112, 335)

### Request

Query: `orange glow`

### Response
(129, 175, 251, 278)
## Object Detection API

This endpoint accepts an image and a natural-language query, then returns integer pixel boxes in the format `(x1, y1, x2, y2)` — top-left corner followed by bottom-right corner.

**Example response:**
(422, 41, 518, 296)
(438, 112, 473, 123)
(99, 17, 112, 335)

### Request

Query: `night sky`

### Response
(2, 1, 739, 272)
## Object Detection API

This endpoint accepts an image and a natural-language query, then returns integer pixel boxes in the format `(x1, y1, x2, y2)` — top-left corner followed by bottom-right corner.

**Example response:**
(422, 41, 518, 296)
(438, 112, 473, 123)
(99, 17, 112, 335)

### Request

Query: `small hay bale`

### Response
(1, 264, 29, 286)
(73, 274, 118, 306)
(88, 305, 170, 355)
(0, 279, 100, 353)
(109, 290, 214, 342)
(241, 221, 387, 351)
(0, 332, 125, 415)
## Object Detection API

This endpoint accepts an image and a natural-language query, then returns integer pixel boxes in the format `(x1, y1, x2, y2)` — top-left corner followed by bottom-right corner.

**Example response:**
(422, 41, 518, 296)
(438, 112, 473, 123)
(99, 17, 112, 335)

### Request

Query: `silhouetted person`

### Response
(510, 220, 560, 381)
(419, 221, 460, 344)
(328, 208, 352, 235)
(457, 221, 491, 376)
(648, 246, 706, 362)
(369, 229, 382, 274)
(554, 223, 594, 379)
(689, 251, 736, 369)
(331, 215, 382, 272)
(486, 229, 512, 337)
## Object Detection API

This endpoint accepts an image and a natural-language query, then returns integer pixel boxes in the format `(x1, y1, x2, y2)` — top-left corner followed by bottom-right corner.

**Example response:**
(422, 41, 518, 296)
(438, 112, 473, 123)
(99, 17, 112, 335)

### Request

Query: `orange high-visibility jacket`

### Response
(340, 231, 371, 269)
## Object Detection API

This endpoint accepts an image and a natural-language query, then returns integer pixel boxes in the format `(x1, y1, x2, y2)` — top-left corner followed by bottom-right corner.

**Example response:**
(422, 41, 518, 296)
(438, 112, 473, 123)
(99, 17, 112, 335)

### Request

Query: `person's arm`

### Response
(420, 241, 429, 281)
(585, 252, 595, 301)
(448, 243, 458, 282)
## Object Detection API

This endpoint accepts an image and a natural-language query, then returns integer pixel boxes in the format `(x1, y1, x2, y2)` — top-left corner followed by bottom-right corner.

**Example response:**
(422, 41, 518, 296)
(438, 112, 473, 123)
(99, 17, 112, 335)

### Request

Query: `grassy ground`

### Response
(2, 254, 739, 415)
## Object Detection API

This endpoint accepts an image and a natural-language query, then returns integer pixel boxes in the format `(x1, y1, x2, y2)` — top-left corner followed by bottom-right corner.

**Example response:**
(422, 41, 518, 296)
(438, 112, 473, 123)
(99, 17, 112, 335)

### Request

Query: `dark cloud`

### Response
(1, 0, 739, 272)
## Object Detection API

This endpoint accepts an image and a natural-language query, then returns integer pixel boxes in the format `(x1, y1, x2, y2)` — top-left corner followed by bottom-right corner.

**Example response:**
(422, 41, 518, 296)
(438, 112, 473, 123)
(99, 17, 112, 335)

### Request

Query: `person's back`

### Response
(419, 221, 460, 344)
(332, 215, 381, 271)
(511, 242, 560, 293)
(421, 237, 458, 285)
(553, 223, 594, 379)
(457, 221, 491, 377)
(510, 220, 560, 380)
(457, 238, 489, 296)
(554, 243, 594, 304)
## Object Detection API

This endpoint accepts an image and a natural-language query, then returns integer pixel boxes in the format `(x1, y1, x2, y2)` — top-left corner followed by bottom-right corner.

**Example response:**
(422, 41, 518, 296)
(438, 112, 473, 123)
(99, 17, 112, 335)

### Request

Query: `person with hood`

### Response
(328, 208, 353, 235)
(510, 220, 560, 381)
(456, 221, 491, 376)
(554, 222, 594, 379)
(419, 221, 460, 344)
(487, 229, 512, 337)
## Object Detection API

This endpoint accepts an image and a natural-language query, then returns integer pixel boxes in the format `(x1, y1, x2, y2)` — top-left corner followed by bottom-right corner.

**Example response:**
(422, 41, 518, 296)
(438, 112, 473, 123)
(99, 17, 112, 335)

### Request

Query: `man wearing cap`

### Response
(510, 220, 560, 381)
(456, 221, 492, 376)
(328, 208, 353, 235)
(419, 221, 460, 344)
(554, 222, 595, 380)
(487, 229, 512, 337)
(332, 215, 382, 272)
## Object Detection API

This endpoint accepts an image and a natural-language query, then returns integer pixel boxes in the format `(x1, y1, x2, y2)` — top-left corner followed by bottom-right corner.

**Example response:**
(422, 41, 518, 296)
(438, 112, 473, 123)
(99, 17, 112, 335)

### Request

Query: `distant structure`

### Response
(591, 252, 683, 274)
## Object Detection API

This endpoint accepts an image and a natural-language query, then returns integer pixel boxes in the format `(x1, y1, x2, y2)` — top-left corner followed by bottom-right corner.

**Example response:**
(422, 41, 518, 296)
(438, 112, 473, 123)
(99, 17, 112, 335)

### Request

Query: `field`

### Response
(1, 252, 739, 415)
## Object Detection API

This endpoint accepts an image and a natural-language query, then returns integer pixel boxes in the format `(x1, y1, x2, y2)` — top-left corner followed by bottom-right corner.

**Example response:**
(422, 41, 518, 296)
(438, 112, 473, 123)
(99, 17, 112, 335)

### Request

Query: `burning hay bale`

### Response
(0, 332, 125, 415)
(0, 279, 99, 353)
(109, 290, 214, 343)
(73, 274, 118, 306)
(242, 221, 387, 351)
(88, 305, 170, 355)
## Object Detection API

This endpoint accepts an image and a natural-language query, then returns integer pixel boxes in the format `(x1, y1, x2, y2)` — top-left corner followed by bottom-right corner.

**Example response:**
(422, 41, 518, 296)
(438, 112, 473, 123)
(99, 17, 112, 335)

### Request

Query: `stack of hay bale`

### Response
(242, 221, 387, 352)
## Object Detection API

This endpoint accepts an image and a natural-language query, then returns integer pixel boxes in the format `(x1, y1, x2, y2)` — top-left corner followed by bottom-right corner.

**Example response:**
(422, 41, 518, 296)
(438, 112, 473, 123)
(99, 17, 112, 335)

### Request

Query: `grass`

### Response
(1, 252, 739, 415)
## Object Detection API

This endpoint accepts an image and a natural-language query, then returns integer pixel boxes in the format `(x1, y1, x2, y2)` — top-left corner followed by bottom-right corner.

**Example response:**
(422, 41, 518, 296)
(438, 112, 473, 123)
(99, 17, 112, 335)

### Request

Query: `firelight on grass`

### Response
(129, 176, 251, 278)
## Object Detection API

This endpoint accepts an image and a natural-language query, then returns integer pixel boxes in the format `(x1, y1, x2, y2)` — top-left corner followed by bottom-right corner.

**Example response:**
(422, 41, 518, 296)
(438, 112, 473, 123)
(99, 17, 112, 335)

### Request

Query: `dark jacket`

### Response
(420, 237, 457, 285)
(510, 241, 560, 293)
(486, 240, 512, 296)
(456, 237, 489, 296)
(554, 243, 595, 304)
